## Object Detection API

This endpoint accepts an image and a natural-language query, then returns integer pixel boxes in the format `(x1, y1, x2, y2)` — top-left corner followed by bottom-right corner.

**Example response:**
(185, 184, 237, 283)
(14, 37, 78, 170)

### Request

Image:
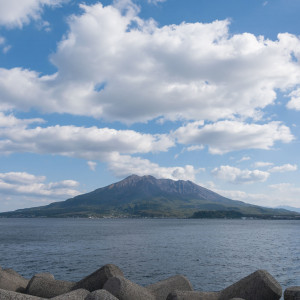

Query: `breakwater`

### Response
(0, 264, 299, 299)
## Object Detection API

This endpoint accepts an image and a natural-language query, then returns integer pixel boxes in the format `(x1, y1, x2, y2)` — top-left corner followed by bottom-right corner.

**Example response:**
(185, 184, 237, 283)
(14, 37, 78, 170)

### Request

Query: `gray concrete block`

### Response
(85, 289, 119, 300)
(284, 286, 300, 300)
(26, 275, 75, 298)
(146, 275, 193, 300)
(219, 270, 282, 300)
(73, 264, 124, 292)
(104, 276, 155, 300)
(0, 268, 29, 292)
(0, 288, 44, 300)
(166, 290, 219, 300)
(33, 273, 55, 280)
(50, 288, 90, 299)
(4, 269, 27, 278)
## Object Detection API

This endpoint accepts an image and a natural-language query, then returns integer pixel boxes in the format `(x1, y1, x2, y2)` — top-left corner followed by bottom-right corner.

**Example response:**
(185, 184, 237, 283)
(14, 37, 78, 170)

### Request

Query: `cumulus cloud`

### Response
(0, 171, 80, 198)
(107, 152, 200, 181)
(174, 120, 294, 154)
(0, 2, 300, 123)
(212, 165, 270, 184)
(0, 114, 203, 181)
(0, 172, 45, 185)
(269, 164, 298, 173)
(0, 121, 174, 158)
(0, 0, 66, 28)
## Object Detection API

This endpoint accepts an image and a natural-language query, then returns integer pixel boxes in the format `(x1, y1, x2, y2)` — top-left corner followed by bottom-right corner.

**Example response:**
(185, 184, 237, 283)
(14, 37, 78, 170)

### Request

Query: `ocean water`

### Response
(0, 218, 299, 294)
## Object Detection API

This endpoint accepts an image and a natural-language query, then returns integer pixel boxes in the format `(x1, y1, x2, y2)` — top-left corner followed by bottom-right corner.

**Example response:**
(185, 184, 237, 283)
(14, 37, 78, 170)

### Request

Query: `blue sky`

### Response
(1, 0, 300, 212)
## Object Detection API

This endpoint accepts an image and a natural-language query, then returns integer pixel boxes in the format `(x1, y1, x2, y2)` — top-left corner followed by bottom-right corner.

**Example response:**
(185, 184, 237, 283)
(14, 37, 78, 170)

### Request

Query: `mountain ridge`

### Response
(0, 175, 298, 218)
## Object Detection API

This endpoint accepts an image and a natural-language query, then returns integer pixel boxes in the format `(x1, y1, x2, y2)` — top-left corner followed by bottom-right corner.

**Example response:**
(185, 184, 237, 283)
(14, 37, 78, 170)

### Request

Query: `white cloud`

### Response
(0, 114, 203, 181)
(0, 36, 11, 54)
(0, 0, 66, 28)
(215, 185, 300, 208)
(87, 161, 97, 171)
(107, 152, 200, 181)
(212, 165, 270, 184)
(269, 164, 298, 173)
(0, 172, 45, 185)
(0, 121, 174, 158)
(174, 120, 294, 154)
(2, 45, 11, 54)
(238, 156, 251, 163)
(36, 20, 51, 32)
(186, 145, 204, 152)
(0, 171, 80, 198)
(0, 112, 44, 128)
(0, 2, 300, 123)
(267, 183, 300, 207)
(287, 88, 300, 111)
(147, 0, 166, 4)
(254, 161, 274, 168)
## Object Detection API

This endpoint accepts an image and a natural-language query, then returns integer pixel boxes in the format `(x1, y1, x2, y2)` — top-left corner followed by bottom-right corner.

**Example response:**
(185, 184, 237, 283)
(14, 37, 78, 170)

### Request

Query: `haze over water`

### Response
(0, 218, 299, 294)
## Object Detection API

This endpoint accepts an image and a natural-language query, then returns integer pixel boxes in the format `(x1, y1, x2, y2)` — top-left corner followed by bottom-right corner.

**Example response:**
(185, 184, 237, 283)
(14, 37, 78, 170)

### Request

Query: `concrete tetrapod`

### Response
(284, 287, 300, 300)
(26, 274, 75, 298)
(146, 275, 193, 300)
(72, 264, 124, 292)
(219, 269, 282, 300)
(166, 290, 219, 300)
(4, 268, 27, 278)
(0, 288, 44, 300)
(104, 276, 156, 300)
(167, 270, 281, 300)
(85, 289, 119, 300)
(33, 273, 55, 281)
(0, 268, 29, 293)
(50, 288, 90, 299)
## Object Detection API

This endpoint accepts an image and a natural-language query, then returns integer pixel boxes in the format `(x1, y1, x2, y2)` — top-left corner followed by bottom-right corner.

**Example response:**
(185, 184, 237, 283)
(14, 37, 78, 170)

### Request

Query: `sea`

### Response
(0, 218, 299, 295)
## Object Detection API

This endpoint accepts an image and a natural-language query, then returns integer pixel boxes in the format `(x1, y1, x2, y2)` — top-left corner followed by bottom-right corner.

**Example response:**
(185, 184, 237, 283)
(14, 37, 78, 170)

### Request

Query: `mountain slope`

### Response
(0, 175, 298, 218)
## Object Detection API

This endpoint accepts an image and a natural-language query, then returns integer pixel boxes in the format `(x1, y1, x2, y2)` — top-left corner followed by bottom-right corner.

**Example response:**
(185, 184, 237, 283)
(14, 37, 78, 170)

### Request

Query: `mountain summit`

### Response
(0, 175, 297, 218)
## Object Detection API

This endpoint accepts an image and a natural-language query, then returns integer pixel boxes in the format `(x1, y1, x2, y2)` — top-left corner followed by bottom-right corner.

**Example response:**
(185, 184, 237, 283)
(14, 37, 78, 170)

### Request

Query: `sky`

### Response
(0, 0, 300, 212)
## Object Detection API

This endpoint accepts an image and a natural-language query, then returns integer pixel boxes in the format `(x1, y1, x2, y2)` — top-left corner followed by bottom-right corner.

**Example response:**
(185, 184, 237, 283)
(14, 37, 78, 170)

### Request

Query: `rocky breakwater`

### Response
(0, 264, 299, 300)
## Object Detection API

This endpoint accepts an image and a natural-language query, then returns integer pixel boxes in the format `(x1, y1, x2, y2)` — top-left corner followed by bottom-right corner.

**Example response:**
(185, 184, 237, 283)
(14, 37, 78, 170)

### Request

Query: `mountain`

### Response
(0, 175, 298, 218)
(275, 206, 300, 213)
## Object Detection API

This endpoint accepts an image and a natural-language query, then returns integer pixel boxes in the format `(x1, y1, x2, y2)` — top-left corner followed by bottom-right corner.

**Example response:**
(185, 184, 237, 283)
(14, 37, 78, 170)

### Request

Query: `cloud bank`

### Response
(0, 2, 300, 124)
(0, 113, 200, 181)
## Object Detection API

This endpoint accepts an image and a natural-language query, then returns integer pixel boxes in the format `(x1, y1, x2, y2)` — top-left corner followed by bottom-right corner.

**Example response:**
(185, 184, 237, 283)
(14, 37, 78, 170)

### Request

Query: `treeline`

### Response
(191, 210, 300, 219)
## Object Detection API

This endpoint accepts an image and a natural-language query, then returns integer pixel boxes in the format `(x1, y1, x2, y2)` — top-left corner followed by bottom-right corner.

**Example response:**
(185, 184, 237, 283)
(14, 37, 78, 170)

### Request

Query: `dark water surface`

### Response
(0, 218, 299, 293)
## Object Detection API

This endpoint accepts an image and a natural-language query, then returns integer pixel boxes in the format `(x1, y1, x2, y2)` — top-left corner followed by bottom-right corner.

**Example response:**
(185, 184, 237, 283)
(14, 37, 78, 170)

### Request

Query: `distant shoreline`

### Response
(0, 213, 299, 220)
